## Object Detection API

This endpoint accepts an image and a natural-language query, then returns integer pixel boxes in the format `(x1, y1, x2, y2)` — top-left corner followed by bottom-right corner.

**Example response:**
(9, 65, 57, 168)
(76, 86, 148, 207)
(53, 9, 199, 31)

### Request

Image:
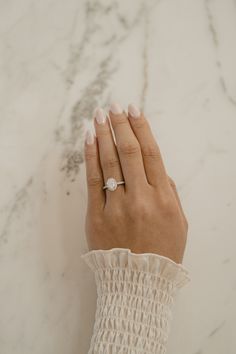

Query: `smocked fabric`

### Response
(81, 248, 190, 354)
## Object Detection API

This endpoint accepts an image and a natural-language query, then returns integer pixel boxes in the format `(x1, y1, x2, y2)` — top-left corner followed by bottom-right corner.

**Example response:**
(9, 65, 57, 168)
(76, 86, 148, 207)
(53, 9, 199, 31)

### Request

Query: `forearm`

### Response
(81, 248, 190, 354)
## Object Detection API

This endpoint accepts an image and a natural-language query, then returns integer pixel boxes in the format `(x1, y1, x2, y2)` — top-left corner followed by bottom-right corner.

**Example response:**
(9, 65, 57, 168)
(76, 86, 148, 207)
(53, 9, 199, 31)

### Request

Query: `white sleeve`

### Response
(81, 248, 190, 354)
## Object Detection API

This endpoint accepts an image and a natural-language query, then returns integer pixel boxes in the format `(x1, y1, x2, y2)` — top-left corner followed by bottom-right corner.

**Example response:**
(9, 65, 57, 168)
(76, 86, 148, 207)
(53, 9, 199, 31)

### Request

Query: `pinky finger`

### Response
(168, 176, 188, 226)
(84, 129, 105, 210)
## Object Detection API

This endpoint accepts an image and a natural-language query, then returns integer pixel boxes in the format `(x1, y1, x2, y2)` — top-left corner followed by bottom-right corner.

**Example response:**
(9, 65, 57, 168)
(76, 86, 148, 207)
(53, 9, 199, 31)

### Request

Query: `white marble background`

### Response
(0, 0, 236, 353)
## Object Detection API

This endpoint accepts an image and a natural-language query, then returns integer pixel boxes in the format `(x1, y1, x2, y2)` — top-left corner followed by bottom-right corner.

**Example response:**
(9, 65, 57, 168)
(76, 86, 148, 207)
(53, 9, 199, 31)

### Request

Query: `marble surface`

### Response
(0, 0, 236, 353)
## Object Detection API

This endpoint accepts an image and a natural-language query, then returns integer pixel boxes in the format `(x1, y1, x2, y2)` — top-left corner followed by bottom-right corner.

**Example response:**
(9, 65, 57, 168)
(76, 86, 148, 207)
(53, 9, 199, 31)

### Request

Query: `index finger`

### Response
(84, 129, 105, 210)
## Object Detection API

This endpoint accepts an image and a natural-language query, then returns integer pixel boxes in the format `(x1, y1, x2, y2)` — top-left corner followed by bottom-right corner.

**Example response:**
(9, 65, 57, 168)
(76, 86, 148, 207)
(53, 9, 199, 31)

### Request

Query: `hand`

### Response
(83, 103, 188, 264)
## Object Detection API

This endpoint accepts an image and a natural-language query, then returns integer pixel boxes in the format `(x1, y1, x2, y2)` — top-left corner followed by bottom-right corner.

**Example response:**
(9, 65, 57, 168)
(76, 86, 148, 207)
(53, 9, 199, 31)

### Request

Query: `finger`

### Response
(108, 103, 148, 190)
(84, 129, 105, 210)
(168, 176, 188, 223)
(127, 103, 169, 189)
(93, 107, 125, 200)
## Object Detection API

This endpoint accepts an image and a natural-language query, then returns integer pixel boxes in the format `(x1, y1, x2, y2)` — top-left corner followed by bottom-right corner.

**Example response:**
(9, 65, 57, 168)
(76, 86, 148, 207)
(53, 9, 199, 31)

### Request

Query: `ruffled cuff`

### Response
(81, 248, 190, 353)
(81, 247, 190, 289)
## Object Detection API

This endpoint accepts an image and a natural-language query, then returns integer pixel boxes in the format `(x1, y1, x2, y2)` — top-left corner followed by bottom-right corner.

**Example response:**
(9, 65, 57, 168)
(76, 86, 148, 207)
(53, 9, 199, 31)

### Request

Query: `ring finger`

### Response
(94, 107, 125, 201)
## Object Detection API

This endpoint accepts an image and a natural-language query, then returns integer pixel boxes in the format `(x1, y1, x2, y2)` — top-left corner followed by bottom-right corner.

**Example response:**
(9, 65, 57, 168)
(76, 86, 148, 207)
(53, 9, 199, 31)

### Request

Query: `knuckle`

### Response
(87, 175, 102, 188)
(97, 128, 110, 137)
(109, 204, 123, 219)
(159, 195, 177, 217)
(102, 157, 120, 170)
(137, 203, 149, 215)
(132, 117, 147, 129)
(142, 145, 160, 159)
(112, 117, 127, 127)
(119, 141, 140, 156)
(129, 198, 149, 216)
(84, 150, 97, 161)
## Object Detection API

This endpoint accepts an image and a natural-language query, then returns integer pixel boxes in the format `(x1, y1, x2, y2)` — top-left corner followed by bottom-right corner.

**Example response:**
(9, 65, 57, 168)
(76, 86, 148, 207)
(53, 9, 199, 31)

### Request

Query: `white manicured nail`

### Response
(110, 102, 123, 115)
(95, 107, 106, 124)
(128, 103, 140, 118)
(85, 129, 94, 145)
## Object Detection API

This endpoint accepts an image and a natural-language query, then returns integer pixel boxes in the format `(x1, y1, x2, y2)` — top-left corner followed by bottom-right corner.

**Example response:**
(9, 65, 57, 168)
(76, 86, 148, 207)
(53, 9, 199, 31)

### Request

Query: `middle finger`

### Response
(109, 103, 148, 190)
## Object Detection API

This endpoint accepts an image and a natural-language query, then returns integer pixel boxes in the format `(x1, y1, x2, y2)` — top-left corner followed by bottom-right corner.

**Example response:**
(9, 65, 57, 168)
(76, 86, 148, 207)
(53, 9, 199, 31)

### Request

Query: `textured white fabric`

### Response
(81, 248, 190, 354)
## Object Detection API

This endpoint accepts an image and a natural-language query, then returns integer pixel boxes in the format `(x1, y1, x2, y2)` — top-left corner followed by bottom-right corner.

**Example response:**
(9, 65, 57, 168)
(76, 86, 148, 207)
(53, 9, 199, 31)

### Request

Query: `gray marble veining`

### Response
(0, 1, 236, 353)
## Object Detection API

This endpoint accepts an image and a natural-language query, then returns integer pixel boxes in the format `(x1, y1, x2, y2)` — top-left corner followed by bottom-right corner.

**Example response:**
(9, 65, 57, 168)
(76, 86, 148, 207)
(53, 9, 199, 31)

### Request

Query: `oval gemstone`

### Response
(106, 178, 117, 191)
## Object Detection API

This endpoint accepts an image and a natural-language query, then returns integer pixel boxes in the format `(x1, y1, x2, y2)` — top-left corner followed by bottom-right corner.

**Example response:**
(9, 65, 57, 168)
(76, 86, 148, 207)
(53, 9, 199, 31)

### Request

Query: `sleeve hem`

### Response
(81, 247, 190, 289)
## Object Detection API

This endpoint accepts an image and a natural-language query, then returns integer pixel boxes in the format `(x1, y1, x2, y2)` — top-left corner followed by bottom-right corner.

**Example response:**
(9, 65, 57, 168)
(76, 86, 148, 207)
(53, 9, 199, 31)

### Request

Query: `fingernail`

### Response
(110, 102, 123, 115)
(128, 103, 140, 118)
(85, 129, 94, 145)
(94, 107, 106, 124)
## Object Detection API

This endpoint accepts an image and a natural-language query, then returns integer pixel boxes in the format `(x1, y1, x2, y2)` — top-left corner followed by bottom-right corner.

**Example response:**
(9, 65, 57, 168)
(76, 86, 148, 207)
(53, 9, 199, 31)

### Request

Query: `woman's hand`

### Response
(84, 103, 188, 264)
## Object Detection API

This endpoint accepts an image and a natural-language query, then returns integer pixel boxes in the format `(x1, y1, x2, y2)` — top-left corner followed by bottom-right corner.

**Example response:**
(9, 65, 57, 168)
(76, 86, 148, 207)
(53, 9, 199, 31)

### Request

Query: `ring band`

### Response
(103, 177, 125, 191)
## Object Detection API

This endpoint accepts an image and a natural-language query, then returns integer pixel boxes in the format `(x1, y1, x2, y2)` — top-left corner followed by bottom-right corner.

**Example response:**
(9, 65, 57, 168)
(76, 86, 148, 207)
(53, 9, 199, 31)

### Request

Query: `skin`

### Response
(83, 105, 188, 264)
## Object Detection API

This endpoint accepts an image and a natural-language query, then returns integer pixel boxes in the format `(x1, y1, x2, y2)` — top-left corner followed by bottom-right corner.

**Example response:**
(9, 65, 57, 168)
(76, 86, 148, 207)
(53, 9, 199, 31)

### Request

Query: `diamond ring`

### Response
(103, 177, 125, 191)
